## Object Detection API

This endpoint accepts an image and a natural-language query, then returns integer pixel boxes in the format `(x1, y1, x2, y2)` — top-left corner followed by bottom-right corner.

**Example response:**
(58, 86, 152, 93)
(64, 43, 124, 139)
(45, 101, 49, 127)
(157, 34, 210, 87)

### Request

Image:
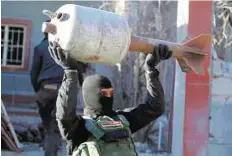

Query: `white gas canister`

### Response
(42, 4, 131, 65)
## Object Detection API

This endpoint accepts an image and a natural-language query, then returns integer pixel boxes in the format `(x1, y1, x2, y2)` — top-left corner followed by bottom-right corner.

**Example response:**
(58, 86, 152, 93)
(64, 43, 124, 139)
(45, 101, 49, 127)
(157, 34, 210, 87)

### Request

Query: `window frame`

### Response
(1, 18, 31, 72)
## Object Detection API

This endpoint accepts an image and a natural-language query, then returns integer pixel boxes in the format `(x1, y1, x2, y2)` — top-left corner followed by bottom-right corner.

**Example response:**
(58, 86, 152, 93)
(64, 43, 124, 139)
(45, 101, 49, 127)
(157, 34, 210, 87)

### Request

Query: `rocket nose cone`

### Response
(42, 22, 56, 35)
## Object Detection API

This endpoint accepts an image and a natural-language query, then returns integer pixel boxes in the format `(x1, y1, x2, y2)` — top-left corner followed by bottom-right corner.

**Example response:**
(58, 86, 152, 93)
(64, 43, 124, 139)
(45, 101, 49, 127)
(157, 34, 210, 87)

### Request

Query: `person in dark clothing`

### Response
(48, 41, 172, 156)
(30, 31, 64, 156)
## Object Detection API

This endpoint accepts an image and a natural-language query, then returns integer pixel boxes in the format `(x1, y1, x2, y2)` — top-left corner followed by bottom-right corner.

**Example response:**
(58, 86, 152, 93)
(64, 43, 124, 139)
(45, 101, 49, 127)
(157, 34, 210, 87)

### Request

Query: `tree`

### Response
(213, 1, 232, 61)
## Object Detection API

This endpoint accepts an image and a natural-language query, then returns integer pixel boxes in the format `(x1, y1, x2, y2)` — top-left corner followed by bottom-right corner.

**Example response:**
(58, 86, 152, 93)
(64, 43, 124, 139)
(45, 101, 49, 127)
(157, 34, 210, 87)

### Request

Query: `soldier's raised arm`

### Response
(118, 44, 172, 133)
(48, 43, 86, 154)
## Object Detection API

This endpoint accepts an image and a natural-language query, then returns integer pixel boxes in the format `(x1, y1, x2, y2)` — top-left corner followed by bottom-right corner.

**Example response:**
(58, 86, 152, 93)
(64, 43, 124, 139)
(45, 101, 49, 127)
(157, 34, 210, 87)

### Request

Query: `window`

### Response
(1, 25, 25, 66)
(1, 18, 31, 72)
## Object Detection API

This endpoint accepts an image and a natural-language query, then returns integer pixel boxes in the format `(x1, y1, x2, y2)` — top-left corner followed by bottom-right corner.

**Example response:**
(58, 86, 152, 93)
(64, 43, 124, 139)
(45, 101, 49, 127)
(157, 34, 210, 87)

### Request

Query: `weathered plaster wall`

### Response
(209, 57, 232, 156)
(171, 0, 189, 155)
(209, 2, 232, 155)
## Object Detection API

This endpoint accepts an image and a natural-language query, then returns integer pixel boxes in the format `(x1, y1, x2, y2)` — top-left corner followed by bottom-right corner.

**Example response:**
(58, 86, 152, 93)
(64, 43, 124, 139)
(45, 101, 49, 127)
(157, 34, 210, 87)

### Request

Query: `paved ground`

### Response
(1, 143, 66, 156)
(1, 143, 170, 156)
(1, 151, 169, 156)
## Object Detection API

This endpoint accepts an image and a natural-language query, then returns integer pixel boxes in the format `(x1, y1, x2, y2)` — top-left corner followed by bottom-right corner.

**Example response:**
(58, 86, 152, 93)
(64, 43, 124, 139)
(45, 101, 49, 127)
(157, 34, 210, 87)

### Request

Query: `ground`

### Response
(1, 142, 170, 156)
(1, 143, 66, 156)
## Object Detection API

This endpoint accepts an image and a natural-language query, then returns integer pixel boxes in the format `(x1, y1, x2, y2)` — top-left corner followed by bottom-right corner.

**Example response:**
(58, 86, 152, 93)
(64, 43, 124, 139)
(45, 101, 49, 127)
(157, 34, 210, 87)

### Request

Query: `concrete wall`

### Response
(208, 2, 232, 155)
(171, 0, 188, 155)
(208, 50, 232, 156)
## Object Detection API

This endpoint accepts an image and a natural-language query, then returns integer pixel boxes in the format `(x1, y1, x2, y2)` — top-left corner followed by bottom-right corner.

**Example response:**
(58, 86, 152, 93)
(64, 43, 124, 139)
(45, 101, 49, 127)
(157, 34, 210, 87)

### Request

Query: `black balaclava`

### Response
(82, 74, 115, 118)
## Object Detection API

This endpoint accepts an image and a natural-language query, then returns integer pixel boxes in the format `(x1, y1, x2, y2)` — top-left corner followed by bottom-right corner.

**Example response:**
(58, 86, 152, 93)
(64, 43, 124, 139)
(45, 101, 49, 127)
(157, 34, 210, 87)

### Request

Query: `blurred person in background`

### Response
(30, 20, 64, 156)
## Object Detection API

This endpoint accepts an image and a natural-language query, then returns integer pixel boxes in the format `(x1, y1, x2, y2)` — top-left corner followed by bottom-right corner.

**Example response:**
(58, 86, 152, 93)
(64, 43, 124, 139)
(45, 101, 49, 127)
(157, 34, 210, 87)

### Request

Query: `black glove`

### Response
(144, 44, 172, 71)
(48, 41, 79, 70)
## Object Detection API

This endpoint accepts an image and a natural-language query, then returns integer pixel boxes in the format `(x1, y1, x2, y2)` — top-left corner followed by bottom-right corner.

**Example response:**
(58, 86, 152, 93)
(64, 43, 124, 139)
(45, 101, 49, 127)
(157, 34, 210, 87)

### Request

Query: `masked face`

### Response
(82, 75, 114, 118)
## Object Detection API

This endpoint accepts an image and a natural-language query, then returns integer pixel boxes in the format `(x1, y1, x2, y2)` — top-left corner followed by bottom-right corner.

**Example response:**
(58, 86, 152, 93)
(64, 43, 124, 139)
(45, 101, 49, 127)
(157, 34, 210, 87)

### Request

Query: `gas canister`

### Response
(42, 4, 131, 65)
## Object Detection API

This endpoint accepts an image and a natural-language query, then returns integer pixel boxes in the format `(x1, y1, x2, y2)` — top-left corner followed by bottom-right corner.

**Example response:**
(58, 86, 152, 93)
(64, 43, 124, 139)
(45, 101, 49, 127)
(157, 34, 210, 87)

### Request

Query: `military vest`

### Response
(72, 115, 137, 156)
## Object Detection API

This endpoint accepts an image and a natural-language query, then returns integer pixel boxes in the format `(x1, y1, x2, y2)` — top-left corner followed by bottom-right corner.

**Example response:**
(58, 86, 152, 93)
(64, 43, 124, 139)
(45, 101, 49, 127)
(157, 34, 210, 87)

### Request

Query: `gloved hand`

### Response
(144, 44, 172, 71)
(48, 41, 79, 70)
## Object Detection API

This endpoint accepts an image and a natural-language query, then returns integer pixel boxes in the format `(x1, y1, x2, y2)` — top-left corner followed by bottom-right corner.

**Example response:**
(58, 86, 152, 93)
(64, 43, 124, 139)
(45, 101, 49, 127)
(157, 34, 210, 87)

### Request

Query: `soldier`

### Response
(48, 41, 172, 156)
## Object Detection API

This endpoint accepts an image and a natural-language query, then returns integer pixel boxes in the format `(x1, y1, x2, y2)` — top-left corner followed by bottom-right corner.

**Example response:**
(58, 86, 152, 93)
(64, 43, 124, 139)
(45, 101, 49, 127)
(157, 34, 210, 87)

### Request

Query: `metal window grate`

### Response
(1, 25, 25, 66)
